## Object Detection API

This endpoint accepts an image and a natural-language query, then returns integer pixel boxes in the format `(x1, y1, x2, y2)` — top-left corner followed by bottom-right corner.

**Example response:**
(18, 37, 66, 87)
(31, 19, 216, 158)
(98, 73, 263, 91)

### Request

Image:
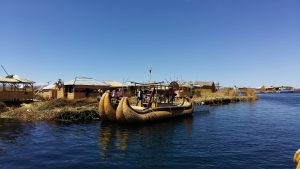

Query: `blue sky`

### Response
(0, 0, 299, 87)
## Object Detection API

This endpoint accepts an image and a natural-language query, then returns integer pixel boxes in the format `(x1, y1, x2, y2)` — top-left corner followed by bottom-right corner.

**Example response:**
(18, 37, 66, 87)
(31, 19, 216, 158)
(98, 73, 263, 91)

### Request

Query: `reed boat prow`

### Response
(98, 91, 117, 121)
(295, 149, 300, 169)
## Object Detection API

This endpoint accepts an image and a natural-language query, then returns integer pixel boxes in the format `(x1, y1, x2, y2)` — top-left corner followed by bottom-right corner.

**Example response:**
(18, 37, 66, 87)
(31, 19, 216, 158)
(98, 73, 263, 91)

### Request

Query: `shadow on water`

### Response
(97, 116, 194, 159)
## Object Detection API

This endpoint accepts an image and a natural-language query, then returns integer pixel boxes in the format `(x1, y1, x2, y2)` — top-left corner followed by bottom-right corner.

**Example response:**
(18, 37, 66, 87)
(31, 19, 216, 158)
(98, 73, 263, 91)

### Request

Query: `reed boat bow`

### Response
(98, 92, 117, 121)
(295, 149, 300, 169)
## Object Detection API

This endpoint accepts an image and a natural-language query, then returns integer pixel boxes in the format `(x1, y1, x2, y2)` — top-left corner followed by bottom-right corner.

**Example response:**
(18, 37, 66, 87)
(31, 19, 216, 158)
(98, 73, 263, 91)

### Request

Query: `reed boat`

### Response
(98, 91, 194, 123)
(98, 91, 118, 121)
(295, 149, 300, 169)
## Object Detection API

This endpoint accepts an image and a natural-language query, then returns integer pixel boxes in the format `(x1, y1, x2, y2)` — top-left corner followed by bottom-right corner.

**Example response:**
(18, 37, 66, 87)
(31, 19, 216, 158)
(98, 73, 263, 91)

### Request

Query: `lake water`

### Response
(1, 93, 300, 169)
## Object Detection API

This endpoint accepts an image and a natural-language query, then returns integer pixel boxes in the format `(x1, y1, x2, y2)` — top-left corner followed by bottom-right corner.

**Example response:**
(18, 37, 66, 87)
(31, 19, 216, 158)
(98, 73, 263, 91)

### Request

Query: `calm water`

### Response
(0, 93, 300, 169)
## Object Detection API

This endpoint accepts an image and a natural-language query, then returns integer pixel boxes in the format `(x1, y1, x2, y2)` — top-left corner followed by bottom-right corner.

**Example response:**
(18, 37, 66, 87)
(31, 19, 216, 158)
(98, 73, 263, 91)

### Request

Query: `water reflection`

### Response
(98, 117, 193, 159)
(0, 119, 34, 154)
(98, 122, 130, 159)
(0, 119, 36, 143)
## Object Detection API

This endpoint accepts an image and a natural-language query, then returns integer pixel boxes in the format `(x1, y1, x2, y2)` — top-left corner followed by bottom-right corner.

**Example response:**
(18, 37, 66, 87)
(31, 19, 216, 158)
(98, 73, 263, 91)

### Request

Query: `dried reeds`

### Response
(0, 102, 9, 112)
(192, 88, 257, 105)
(0, 98, 100, 122)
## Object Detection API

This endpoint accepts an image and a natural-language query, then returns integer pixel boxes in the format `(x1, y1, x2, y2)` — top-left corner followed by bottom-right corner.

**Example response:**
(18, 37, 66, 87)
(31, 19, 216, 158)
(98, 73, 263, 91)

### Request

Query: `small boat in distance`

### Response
(99, 91, 194, 123)
(277, 86, 294, 93)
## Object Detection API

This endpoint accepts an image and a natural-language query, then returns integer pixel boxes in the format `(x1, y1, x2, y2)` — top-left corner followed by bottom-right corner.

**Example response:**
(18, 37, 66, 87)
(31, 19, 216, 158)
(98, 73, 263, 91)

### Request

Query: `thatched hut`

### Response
(62, 77, 109, 100)
(193, 81, 216, 94)
(177, 82, 193, 98)
(41, 84, 57, 100)
(0, 75, 34, 102)
(193, 81, 216, 90)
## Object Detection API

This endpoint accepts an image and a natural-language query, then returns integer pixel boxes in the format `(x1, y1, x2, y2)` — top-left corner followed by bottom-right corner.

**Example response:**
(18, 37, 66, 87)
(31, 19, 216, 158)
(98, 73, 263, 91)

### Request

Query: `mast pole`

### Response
(1, 65, 9, 76)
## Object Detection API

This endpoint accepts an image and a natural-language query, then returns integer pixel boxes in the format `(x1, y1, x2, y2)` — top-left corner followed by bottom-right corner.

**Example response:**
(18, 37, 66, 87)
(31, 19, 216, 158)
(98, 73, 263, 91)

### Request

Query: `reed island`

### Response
(0, 76, 257, 122)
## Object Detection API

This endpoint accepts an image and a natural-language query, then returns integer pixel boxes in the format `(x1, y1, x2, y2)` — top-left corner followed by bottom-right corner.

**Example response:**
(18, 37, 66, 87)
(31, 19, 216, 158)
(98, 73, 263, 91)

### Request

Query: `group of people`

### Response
(110, 89, 124, 99)
(165, 87, 176, 104)
(97, 87, 177, 106)
(97, 89, 123, 102)
(135, 87, 176, 106)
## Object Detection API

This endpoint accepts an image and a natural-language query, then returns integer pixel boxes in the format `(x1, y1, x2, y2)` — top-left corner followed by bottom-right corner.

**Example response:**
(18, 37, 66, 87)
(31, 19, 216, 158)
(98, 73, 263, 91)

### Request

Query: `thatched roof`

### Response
(125, 81, 142, 86)
(64, 77, 109, 86)
(193, 81, 215, 87)
(42, 84, 56, 90)
(0, 75, 34, 84)
(179, 82, 193, 88)
(103, 80, 124, 87)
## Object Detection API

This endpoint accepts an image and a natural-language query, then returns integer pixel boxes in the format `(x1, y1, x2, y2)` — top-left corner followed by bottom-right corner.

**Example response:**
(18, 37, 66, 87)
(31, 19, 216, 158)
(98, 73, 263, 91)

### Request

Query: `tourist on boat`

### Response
(111, 90, 116, 98)
(136, 88, 144, 106)
(116, 89, 123, 99)
(167, 87, 176, 103)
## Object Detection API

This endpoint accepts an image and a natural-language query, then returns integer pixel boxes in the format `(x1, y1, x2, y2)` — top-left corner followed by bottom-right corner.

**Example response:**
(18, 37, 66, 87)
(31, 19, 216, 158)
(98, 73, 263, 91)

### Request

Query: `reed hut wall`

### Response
(56, 88, 65, 99)
(176, 86, 193, 98)
(65, 85, 108, 100)
(41, 90, 57, 100)
(216, 88, 236, 97)
(0, 91, 33, 101)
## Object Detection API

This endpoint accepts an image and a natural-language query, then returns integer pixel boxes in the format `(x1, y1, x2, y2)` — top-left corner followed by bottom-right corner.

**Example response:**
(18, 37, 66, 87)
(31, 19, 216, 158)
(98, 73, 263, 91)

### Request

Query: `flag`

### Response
(149, 68, 152, 74)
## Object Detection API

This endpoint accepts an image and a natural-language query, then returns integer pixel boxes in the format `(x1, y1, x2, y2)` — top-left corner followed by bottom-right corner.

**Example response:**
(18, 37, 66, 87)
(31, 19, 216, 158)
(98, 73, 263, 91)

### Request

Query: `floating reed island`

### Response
(0, 79, 257, 122)
(0, 99, 100, 122)
(192, 88, 257, 105)
(0, 89, 256, 122)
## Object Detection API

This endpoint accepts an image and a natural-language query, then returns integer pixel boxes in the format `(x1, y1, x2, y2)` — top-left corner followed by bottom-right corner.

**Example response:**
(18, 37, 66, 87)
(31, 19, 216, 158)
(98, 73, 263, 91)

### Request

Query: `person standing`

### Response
(111, 90, 116, 98)
(136, 88, 143, 106)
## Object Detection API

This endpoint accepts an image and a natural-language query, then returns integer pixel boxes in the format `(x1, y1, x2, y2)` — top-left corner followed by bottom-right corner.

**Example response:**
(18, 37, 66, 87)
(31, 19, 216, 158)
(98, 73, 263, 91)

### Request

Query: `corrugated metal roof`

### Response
(64, 77, 109, 86)
(0, 75, 34, 83)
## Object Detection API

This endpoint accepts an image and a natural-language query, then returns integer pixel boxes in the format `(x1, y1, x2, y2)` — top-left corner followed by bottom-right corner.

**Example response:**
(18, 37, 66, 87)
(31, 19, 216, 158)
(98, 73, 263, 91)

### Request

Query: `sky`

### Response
(0, 0, 299, 87)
